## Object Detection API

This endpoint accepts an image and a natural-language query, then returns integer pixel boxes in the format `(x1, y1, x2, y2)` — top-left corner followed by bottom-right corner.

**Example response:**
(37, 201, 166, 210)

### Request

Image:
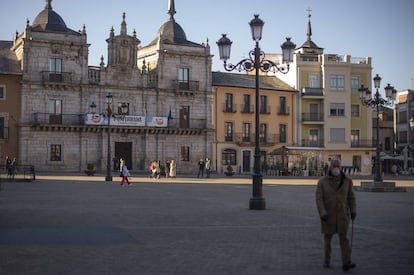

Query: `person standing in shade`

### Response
(205, 158, 211, 178)
(316, 158, 356, 272)
(197, 158, 205, 178)
(120, 164, 131, 186)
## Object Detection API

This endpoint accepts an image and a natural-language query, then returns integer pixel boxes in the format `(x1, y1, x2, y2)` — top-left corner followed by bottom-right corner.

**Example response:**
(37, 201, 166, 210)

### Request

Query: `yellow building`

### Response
(212, 72, 297, 174)
(277, 13, 374, 175)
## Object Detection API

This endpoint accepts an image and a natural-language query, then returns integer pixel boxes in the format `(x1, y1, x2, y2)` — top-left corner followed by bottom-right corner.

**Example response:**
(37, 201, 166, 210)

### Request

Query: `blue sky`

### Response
(1, 0, 413, 92)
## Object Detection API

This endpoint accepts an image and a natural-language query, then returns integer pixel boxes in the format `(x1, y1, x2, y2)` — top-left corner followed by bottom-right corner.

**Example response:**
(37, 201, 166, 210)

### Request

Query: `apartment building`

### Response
(277, 13, 374, 175)
(212, 72, 296, 174)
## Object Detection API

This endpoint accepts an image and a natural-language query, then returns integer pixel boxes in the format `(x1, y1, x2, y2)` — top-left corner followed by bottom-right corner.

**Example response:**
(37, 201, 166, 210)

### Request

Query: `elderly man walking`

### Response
(316, 158, 357, 272)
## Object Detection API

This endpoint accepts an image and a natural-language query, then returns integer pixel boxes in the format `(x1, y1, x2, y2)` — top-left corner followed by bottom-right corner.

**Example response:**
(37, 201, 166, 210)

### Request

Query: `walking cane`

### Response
(350, 219, 354, 256)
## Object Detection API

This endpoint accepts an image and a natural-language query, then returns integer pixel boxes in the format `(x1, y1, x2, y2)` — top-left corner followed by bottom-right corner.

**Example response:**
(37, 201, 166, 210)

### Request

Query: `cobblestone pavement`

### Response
(0, 176, 413, 274)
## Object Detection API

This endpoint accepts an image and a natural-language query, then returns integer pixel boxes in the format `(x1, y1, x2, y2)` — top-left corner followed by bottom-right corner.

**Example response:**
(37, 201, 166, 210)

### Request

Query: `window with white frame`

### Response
(308, 73, 320, 88)
(50, 58, 62, 73)
(351, 76, 360, 91)
(329, 74, 345, 90)
(330, 103, 345, 116)
(178, 68, 190, 90)
(330, 128, 345, 143)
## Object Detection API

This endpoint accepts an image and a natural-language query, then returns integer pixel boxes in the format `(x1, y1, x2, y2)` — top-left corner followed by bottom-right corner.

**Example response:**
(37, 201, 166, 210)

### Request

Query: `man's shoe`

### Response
(342, 262, 356, 272)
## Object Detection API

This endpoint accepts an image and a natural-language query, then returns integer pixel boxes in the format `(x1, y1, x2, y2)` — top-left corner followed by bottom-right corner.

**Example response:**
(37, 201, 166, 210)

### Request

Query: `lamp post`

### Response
(358, 74, 396, 183)
(410, 117, 414, 170)
(105, 93, 113, 182)
(216, 15, 295, 210)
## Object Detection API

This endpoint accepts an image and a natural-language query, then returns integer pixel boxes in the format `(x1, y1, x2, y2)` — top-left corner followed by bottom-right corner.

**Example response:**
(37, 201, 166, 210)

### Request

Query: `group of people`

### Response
(149, 160, 176, 179)
(5, 156, 17, 179)
(197, 157, 212, 178)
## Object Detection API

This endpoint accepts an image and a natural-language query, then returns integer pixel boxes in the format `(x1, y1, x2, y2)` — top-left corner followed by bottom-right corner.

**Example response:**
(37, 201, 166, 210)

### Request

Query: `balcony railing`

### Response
(33, 113, 84, 125)
(259, 105, 271, 114)
(277, 106, 290, 115)
(301, 87, 324, 96)
(171, 80, 199, 91)
(234, 133, 285, 145)
(42, 71, 73, 83)
(223, 103, 237, 113)
(32, 113, 208, 130)
(241, 104, 254, 113)
(302, 112, 324, 122)
(351, 139, 374, 148)
(301, 139, 324, 147)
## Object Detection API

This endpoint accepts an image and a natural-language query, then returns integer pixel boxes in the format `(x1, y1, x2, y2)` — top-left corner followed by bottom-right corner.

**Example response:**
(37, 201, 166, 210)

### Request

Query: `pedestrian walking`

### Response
(120, 164, 131, 186)
(119, 158, 124, 173)
(197, 159, 205, 178)
(315, 158, 357, 272)
(165, 160, 170, 178)
(5, 156, 12, 179)
(205, 158, 211, 178)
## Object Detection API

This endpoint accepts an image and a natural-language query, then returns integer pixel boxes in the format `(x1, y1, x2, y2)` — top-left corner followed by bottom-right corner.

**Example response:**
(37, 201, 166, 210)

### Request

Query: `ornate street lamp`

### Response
(105, 93, 113, 182)
(217, 14, 295, 210)
(358, 74, 396, 183)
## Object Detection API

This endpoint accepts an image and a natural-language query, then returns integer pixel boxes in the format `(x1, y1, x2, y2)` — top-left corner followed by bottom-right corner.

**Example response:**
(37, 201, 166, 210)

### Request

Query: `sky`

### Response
(1, 0, 413, 92)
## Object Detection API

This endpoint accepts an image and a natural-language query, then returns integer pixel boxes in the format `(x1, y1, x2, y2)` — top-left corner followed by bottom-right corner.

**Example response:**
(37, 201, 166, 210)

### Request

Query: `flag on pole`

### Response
(168, 106, 173, 120)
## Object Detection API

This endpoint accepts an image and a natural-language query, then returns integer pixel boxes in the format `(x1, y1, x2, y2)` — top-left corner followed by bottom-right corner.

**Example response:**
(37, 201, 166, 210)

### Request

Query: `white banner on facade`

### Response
(146, 116, 168, 127)
(84, 114, 167, 127)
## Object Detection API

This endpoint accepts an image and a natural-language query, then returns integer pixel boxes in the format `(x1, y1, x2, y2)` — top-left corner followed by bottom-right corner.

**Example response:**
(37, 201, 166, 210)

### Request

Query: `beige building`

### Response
(6, 0, 213, 174)
(277, 13, 374, 175)
(212, 72, 297, 174)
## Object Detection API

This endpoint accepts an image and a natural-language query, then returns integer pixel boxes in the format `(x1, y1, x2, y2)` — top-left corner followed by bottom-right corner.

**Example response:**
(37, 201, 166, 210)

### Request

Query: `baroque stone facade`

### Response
(12, 0, 213, 174)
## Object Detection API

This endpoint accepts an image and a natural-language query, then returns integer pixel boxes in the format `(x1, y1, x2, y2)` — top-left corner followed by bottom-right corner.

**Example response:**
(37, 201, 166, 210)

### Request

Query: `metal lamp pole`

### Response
(216, 15, 295, 210)
(358, 74, 396, 183)
(105, 93, 113, 182)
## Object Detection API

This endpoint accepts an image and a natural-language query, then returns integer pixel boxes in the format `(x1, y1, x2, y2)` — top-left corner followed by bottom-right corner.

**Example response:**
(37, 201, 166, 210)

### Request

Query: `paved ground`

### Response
(0, 174, 413, 274)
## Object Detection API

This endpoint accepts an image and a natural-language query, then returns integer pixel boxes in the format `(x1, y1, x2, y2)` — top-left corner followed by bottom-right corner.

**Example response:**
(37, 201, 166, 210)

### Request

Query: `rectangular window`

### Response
(330, 103, 345, 116)
(222, 149, 236, 165)
(259, 123, 267, 143)
(50, 58, 62, 73)
(260, 95, 268, 114)
(279, 96, 287, 114)
(50, 144, 62, 161)
(49, 99, 62, 124)
(351, 76, 360, 91)
(242, 122, 251, 142)
(0, 117, 5, 139)
(279, 124, 287, 143)
(224, 93, 234, 112)
(330, 128, 345, 143)
(178, 68, 190, 90)
(351, 129, 360, 146)
(351, 104, 360, 117)
(224, 121, 233, 142)
(329, 74, 345, 90)
(309, 129, 319, 146)
(385, 137, 391, 151)
(180, 146, 190, 161)
(242, 94, 251, 113)
(0, 86, 5, 99)
(308, 73, 319, 88)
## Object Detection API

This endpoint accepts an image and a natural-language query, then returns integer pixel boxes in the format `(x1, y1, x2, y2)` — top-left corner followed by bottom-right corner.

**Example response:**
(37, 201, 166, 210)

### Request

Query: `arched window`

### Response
(222, 149, 236, 165)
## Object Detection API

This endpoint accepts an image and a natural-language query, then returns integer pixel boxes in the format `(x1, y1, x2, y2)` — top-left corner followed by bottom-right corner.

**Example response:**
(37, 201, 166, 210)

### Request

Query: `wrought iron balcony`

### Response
(301, 87, 324, 96)
(301, 139, 325, 147)
(42, 71, 72, 83)
(171, 80, 199, 91)
(301, 112, 324, 122)
(351, 139, 374, 148)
